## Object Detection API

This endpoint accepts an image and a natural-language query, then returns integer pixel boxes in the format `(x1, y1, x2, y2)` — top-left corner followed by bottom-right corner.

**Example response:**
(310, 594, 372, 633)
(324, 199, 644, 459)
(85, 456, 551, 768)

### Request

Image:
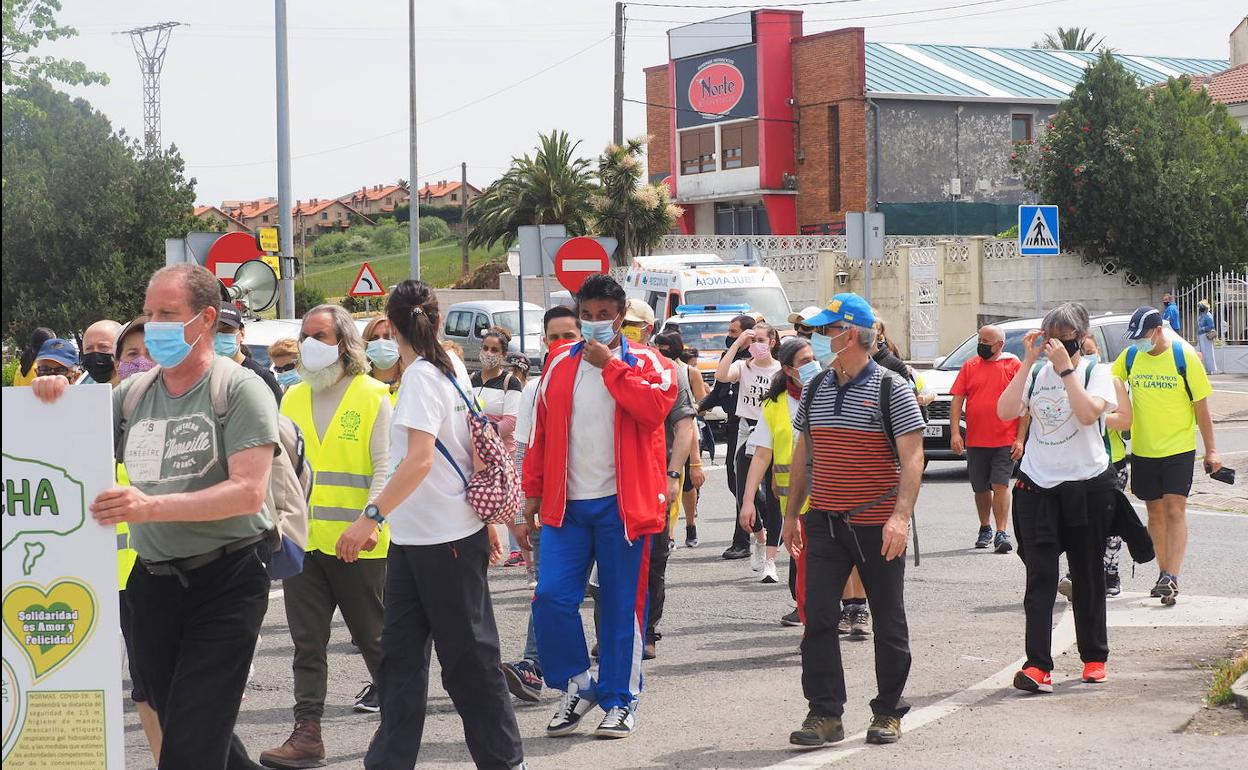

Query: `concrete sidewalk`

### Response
(1208, 377, 1248, 423)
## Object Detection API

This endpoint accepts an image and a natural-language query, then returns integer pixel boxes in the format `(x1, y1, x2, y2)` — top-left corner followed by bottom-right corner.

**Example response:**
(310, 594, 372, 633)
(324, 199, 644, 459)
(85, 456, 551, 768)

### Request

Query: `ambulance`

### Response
(622, 254, 794, 326)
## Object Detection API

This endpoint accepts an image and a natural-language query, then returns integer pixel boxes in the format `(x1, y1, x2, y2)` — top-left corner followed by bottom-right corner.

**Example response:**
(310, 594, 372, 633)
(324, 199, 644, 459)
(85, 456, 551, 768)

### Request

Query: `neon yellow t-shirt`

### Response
(1111, 344, 1211, 458)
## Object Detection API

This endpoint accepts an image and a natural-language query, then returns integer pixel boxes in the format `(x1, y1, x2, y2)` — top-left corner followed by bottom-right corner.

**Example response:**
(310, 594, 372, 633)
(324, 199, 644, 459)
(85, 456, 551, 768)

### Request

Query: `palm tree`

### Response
(591, 138, 683, 266)
(1035, 26, 1104, 51)
(465, 130, 596, 251)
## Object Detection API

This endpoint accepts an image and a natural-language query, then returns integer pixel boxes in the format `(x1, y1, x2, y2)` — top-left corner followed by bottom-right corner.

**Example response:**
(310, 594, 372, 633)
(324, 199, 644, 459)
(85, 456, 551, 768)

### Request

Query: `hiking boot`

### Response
(780, 609, 803, 627)
(722, 544, 750, 560)
(1156, 573, 1178, 606)
(993, 531, 1013, 554)
(837, 607, 853, 635)
(1013, 666, 1053, 694)
(594, 705, 636, 738)
(352, 683, 380, 713)
(1105, 571, 1121, 598)
(685, 525, 699, 548)
(974, 525, 993, 549)
(546, 679, 598, 736)
(866, 714, 902, 744)
(849, 605, 871, 638)
(789, 711, 844, 746)
(260, 721, 326, 769)
(1057, 575, 1073, 601)
(501, 660, 543, 703)
(1082, 662, 1107, 683)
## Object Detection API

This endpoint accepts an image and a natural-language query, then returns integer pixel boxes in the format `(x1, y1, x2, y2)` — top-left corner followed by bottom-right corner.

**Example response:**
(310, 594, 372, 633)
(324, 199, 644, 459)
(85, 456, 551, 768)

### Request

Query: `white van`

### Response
(623, 254, 793, 326)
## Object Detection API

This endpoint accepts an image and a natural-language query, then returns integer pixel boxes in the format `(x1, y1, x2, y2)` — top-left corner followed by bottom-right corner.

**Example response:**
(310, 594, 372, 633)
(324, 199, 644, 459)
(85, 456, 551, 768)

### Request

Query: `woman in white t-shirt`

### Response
(471, 327, 523, 455)
(715, 321, 782, 571)
(995, 302, 1119, 697)
(334, 280, 523, 770)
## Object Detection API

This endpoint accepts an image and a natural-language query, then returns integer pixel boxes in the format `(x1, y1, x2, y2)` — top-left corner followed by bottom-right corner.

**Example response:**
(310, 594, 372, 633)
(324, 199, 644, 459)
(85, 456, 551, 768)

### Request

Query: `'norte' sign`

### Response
(674, 44, 757, 129)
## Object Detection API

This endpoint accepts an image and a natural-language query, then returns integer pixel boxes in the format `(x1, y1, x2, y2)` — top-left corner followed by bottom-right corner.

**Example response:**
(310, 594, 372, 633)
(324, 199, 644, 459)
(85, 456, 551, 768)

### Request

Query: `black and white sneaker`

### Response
(594, 705, 636, 738)
(1105, 571, 1121, 598)
(685, 526, 699, 548)
(780, 609, 802, 627)
(353, 683, 380, 713)
(1156, 573, 1178, 606)
(974, 526, 993, 549)
(546, 680, 598, 736)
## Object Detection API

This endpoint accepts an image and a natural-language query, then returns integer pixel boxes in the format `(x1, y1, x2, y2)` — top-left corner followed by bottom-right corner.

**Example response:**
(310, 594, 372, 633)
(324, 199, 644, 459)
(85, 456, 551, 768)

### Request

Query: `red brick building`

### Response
(645, 10, 1227, 236)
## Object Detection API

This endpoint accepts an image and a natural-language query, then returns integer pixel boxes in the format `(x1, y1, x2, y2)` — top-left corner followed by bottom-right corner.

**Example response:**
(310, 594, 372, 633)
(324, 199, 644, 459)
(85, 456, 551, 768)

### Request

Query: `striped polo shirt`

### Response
(793, 360, 925, 525)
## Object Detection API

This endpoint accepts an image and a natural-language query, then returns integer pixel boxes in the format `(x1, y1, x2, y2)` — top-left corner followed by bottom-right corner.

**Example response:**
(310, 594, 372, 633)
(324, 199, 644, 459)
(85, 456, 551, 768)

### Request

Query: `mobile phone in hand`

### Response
(1205, 461, 1235, 485)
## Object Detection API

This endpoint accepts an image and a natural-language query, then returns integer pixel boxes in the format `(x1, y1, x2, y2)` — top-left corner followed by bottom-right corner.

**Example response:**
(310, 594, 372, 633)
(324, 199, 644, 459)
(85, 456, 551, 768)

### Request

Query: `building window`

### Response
(714, 203, 770, 235)
(679, 128, 716, 175)
(1012, 113, 1033, 143)
(451, 193, 457, 201)
(262, 214, 270, 223)
(720, 121, 759, 170)
(828, 106, 842, 212)
(321, 211, 328, 220)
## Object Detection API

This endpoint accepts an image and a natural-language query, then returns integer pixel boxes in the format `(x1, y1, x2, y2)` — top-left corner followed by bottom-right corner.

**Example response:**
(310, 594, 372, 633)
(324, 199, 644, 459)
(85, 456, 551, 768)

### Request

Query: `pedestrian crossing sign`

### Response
(1018, 205, 1060, 256)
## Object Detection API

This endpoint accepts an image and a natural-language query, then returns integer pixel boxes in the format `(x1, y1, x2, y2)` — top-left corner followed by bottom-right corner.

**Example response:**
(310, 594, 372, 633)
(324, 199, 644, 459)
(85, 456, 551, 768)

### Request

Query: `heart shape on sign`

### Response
(1031, 395, 1072, 436)
(2, 581, 97, 682)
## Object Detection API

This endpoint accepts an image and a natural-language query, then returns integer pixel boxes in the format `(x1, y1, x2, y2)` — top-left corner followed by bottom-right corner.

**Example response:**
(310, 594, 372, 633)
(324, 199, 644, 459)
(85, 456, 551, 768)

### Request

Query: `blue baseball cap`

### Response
(35, 338, 79, 368)
(804, 293, 877, 329)
(1124, 306, 1163, 339)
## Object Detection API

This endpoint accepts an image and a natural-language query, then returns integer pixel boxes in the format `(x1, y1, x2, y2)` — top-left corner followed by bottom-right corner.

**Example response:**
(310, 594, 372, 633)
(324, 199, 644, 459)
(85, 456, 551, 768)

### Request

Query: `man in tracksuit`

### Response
(520, 274, 677, 739)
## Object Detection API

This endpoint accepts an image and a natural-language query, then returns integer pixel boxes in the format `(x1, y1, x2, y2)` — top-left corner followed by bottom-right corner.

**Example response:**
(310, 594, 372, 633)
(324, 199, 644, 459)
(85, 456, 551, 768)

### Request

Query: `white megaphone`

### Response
(222, 259, 278, 313)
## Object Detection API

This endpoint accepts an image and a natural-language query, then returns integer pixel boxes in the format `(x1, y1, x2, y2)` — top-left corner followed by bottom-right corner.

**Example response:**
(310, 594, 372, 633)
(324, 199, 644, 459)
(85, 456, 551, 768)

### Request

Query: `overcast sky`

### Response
(36, 0, 1244, 205)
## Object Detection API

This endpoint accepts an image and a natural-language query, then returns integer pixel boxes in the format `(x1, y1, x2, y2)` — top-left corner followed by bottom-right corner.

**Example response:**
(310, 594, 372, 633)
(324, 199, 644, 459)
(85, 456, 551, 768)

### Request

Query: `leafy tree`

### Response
(2, 82, 197, 339)
(591, 138, 682, 265)
(1035, 26, 1104, 51)
(2, 0, 108, 118)
(1011, 53, 1248, 281)
(465, 130, 595, 251)
(418, 215, 450, 243)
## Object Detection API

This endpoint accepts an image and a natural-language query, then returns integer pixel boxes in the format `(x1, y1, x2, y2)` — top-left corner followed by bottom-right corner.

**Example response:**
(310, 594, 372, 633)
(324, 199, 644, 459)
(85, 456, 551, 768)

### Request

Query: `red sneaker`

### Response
(503, 550, 526, 567)
(1013, 666, 1053, 694)
(1082, 662, 1107, 683)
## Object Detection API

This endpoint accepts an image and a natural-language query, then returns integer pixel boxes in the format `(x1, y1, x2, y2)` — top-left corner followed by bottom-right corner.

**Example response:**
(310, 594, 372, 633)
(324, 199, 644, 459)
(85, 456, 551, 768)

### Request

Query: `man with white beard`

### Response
(261, 304, 392, 769)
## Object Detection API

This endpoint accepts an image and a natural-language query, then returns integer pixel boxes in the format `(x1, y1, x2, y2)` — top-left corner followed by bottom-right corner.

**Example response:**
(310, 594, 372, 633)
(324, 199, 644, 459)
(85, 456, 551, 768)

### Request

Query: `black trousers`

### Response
(802, 512, 911, 719)
(646, 526, 670, 643)
(365, 528, 522, 770)
(731, 436, 782, 550)
(127, 542, 271, 770)
(724, 417, 739, 496)
(284, 550, 386, 721)
(1013, 485, 1114, 672)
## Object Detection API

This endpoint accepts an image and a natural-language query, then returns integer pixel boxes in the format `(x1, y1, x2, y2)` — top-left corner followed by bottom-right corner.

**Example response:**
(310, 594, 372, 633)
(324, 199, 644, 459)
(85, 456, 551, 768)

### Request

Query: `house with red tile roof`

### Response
(294, 198, 374, 237)
(193, 205, 252, 233)
(223, 198, 280, 232)
(417, 180, 480, 207)
(339, 183, 411, 218)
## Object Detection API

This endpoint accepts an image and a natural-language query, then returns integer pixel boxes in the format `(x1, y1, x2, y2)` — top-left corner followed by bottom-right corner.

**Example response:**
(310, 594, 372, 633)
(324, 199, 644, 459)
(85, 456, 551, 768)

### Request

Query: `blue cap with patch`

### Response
(35, 338, 79, 368)
(804, 293, 876, 329)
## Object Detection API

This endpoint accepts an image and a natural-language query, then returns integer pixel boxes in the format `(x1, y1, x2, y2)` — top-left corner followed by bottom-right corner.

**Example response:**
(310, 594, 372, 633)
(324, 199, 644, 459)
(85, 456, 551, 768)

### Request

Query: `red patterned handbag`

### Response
(433, 373, 525, 525)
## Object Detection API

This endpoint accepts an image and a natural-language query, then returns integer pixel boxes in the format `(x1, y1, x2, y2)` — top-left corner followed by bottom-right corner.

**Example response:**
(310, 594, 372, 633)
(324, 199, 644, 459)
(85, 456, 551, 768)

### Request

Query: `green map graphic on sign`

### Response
(1, 454, 86, 574)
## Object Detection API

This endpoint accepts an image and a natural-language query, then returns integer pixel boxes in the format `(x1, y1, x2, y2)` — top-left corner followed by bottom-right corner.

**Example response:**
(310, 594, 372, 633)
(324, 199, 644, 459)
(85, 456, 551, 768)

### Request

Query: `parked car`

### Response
(918, 312, 1134, 462)
(443, 300, 544, 372)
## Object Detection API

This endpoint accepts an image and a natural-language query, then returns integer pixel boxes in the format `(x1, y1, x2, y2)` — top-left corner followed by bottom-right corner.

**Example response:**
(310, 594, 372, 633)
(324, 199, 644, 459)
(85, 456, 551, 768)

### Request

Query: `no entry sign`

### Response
(553, 237, 610, 293)
(205, 232, 265, 288)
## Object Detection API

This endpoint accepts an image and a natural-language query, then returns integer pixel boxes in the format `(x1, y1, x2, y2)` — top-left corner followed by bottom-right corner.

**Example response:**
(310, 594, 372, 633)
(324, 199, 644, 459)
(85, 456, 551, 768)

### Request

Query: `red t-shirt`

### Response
(950, 355, 1021, 447)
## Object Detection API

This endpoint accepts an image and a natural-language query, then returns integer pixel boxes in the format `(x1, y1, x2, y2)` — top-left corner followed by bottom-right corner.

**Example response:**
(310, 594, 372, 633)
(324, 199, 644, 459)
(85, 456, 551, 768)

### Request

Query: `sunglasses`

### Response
(273, 362, 297, 373)
(36, 365, 72, 377)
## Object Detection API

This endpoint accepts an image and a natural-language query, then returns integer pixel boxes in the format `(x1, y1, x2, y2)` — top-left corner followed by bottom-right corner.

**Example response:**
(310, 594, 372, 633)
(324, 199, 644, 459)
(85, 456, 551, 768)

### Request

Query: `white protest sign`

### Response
(2, 384, 124, 769)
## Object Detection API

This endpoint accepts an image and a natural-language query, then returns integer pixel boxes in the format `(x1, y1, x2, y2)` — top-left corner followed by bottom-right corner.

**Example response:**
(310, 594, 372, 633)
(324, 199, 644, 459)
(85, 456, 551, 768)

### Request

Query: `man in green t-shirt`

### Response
(1112, 307, 1221, 606)
(34, 262, 278, 769)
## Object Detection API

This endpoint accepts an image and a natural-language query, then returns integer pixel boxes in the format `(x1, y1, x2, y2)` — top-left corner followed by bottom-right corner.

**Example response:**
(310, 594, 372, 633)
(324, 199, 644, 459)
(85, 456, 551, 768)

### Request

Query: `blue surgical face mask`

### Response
(580, 318, 617, 346)
(1132, 338, 1155, 354)
(275, 369, 301, 388)
(214, 332, 239, 358)
(810, 332, 833, 363)
(367, 338, 400, 369)
(1082, 352, 1100, 366)
(144, 311, 204, 369)
(796, 360, 821, 385)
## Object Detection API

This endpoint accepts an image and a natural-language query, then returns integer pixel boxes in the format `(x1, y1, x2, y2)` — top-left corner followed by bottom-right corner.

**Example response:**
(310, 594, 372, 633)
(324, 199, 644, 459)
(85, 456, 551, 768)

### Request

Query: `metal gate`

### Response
(1172, 269, 1248, 345)
(909, 245, 940, 360)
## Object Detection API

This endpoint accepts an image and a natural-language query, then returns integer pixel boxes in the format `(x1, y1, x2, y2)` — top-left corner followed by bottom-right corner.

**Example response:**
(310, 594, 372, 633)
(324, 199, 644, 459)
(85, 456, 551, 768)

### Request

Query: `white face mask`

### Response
(299, 337, 340, 373)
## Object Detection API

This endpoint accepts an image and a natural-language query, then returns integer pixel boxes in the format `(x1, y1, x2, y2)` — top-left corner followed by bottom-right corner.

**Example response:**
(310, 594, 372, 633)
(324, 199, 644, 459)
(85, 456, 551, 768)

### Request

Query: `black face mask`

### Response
(976, 343, 995, 360)
(1059, 338, 1081, 357)
(725, 335, 738, 348)
(82, 351, 115, 382)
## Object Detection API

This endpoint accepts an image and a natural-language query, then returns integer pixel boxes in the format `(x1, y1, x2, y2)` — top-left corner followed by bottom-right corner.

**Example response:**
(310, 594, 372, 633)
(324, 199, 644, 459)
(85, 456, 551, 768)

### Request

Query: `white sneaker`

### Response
(760, 558, 778, 584)
(750, 541, 764, 572)
(546, 679, 598, 736)
(594, 705, 636, 738)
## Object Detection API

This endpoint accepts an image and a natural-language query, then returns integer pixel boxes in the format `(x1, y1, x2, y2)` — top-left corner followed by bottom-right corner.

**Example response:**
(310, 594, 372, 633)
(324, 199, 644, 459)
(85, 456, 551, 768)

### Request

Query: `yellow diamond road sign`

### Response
(257, 226, 280, 253)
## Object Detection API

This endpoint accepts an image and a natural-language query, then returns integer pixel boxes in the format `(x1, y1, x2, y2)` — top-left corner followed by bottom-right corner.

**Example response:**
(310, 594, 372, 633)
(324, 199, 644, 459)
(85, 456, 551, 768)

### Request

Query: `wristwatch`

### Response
(666, 470, 681, 480)
(1057, 367, 1076, 378)
(363, 503, 386, 529)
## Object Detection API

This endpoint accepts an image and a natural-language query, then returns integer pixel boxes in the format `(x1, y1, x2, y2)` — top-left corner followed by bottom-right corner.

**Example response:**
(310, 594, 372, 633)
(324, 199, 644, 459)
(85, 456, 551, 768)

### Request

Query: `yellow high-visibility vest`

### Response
(762, 394, 809, 517)
(282, 375, 391, 558)
(116, 463, 138, 590)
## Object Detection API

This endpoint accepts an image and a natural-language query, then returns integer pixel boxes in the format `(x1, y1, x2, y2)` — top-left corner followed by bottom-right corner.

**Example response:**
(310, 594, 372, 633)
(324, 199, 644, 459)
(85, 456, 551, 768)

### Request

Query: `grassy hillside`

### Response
(301, 238, 503, 298)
